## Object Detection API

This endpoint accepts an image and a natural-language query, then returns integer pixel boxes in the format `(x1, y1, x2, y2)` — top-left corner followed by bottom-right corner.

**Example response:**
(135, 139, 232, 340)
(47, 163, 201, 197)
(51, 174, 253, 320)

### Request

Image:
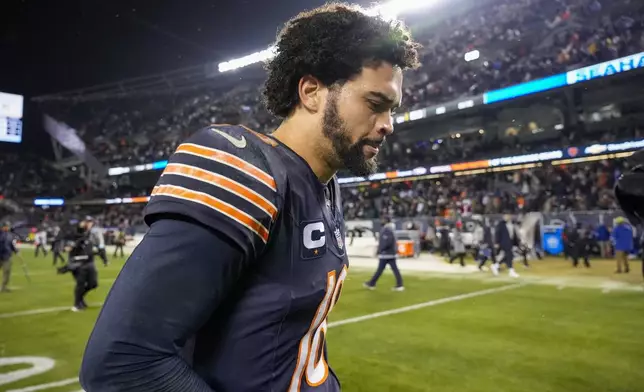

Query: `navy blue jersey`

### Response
(144, 125, 349, 391)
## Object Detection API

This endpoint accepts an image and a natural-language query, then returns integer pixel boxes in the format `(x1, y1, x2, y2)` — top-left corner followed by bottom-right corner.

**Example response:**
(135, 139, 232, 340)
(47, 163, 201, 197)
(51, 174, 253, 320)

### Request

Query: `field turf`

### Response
(1, 251, 643, 392)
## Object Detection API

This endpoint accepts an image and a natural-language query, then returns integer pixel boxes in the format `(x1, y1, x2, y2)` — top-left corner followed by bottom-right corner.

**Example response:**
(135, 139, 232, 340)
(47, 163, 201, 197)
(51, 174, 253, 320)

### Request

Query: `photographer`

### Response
(58, 220, 99, 311)
(0, 221, 18, 293)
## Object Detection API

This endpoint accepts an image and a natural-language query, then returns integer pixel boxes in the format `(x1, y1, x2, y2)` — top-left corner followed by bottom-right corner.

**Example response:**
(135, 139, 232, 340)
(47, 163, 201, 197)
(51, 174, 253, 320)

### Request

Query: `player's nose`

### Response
(377, 113, 394, 137)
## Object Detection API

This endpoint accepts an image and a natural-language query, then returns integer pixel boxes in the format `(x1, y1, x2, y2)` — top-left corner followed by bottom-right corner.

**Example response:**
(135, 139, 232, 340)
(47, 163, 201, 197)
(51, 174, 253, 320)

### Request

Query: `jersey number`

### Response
(288, 266, 347, 391)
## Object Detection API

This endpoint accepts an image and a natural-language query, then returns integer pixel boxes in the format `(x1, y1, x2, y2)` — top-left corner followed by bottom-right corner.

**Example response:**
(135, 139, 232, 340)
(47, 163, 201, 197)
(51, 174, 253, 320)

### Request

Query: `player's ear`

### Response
(298, 75, 323, 113)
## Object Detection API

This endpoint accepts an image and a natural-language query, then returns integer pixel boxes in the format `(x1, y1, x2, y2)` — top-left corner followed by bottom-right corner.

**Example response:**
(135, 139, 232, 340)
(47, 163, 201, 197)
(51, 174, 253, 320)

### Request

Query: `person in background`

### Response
(562, 224, 571, 261)
(612, 217, 633, 273)
(34, 227, 48, 258)
(439, 225, 451, 257)
(0, 222, 18, 293)
(51, 226, 66, 266)
(449, 222, 466, 267)
(364, 218, 404, 291)
(571, 223, 591, 268)
(476, 221, 496, 270)
(87, 217, 108, 266)
(514, 219, 530, 268)
(58, 219, 99, 311)
(424, 224, 436, 252)
(113, 229, 126, 258)
(491, 214, 520, 278)
(595, 222, 611, 258)
(472, 222, 484, 261)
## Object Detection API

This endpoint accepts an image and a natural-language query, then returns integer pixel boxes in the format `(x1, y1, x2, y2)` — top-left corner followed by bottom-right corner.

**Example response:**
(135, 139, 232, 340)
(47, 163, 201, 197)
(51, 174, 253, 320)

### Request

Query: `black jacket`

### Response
(378, 225, 397, 258)
(67, 231, 96, 268)
(495, 221, 515, 251)
(0, 231, 17, 262)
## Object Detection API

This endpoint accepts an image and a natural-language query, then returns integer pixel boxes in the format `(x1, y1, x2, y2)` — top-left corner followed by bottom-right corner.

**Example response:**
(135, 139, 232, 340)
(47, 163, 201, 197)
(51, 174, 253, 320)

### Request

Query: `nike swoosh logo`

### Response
(211, 128, 247, 148)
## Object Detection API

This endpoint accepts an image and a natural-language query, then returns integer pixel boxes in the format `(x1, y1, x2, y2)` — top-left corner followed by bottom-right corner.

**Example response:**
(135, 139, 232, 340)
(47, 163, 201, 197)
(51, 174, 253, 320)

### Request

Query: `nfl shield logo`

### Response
(334, 227, 344, 250)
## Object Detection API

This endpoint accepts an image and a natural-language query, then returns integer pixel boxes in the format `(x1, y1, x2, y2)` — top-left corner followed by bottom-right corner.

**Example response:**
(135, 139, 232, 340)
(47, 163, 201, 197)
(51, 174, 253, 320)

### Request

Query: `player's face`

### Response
(321, 62, 402, 176)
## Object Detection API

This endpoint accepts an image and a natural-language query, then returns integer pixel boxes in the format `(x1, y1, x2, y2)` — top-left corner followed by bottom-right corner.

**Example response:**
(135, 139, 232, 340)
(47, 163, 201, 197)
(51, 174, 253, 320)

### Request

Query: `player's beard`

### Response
(322, 89, 378, 177)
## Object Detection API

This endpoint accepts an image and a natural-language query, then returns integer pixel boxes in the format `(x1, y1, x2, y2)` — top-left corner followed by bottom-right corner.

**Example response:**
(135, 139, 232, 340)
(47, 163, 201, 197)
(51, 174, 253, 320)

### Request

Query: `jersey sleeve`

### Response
(144, 125, 282, 259)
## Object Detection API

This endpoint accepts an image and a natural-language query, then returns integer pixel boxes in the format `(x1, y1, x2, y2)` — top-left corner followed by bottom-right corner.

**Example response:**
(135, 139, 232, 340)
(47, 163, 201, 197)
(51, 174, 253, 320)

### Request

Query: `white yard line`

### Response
(0, 282, 521, 321)
(0, 304, 104, 319)
(6, 377, 78, 392)
(2, 284, 523, 391)
(328, 283, 523, 328)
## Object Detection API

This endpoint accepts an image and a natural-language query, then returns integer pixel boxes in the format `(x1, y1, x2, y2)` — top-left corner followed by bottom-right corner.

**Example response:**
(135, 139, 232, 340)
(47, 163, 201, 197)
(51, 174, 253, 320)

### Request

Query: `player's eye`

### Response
(369, 100, 396, 115)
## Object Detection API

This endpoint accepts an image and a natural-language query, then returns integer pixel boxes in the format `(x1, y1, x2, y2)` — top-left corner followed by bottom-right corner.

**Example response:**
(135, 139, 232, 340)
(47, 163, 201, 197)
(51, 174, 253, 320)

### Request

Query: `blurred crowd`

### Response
(0, 154, 74, 199)
(379, 123, 642, 172)
(37, 0, 644, 167)
(402, 0, 644, 111)
(342, 158, 624, 220)
(4, 0, 644, 226)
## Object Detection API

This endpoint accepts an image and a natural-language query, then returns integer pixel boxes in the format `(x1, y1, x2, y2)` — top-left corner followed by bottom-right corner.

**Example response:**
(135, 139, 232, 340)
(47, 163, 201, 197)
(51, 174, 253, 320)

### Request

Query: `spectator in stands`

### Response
(35, 0, 644, 169)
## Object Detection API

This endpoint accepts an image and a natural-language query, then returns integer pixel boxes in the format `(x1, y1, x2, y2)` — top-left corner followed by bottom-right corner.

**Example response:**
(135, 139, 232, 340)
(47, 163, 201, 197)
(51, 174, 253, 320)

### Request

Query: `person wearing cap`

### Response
(364, 218, 404, 291)
(0, 222, 18, 292)
(611, 217, 633, 274)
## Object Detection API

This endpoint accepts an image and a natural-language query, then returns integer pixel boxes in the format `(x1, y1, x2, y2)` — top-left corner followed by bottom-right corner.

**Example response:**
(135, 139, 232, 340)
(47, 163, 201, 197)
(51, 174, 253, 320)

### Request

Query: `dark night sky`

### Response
(1, 0, 378, 153)
(2, 0, 375, 97)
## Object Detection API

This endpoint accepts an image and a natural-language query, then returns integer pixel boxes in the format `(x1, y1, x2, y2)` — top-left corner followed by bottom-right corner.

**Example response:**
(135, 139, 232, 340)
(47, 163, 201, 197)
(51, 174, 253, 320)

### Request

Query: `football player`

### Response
(80, 3, 420, 391)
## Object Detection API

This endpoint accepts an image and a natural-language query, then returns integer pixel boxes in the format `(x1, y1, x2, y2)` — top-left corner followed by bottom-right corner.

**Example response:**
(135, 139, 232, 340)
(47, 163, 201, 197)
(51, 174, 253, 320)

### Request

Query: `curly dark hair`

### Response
(263, 2, 421, 118)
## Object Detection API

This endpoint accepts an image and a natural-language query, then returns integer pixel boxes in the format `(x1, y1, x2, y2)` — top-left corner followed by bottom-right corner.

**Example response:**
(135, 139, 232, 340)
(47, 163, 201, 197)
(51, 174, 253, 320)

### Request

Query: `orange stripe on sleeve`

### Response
(162, 163, 278, 220)
(151, 184, 270, 243)
(175, 143, 277, 192)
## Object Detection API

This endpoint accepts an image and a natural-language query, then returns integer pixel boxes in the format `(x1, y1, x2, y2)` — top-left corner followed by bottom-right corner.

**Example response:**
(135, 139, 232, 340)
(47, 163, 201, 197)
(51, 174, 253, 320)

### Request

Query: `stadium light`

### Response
(217, 0, 444, 73)
(218, 46, 277, 73)
(464, 50, 480, 62)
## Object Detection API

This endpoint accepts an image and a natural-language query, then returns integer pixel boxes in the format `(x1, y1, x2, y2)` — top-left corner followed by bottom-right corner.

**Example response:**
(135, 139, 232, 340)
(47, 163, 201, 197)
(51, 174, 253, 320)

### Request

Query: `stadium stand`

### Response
(1, 0, 643, 230)
(34, 0, 644, 166)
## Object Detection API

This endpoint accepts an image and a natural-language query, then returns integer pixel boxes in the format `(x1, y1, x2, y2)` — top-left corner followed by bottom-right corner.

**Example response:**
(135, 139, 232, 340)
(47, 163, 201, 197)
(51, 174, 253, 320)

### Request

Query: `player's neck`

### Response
(272, 118, 336, 184)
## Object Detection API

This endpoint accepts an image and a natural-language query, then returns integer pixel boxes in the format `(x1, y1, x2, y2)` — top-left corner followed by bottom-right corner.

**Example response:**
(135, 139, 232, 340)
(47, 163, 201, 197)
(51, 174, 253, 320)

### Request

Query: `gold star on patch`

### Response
(314, 249, 319, 255)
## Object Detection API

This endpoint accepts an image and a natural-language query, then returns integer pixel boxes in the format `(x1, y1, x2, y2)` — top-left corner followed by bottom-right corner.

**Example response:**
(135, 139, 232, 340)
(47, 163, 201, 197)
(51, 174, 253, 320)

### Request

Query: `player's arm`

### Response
(81, 126, 281, 391)
(80, 216, 241, 392)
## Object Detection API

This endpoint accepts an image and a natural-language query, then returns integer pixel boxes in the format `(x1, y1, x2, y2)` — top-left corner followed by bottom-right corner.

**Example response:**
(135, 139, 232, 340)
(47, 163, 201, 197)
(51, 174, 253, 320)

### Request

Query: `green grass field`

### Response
(1, 251, 643, 392)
